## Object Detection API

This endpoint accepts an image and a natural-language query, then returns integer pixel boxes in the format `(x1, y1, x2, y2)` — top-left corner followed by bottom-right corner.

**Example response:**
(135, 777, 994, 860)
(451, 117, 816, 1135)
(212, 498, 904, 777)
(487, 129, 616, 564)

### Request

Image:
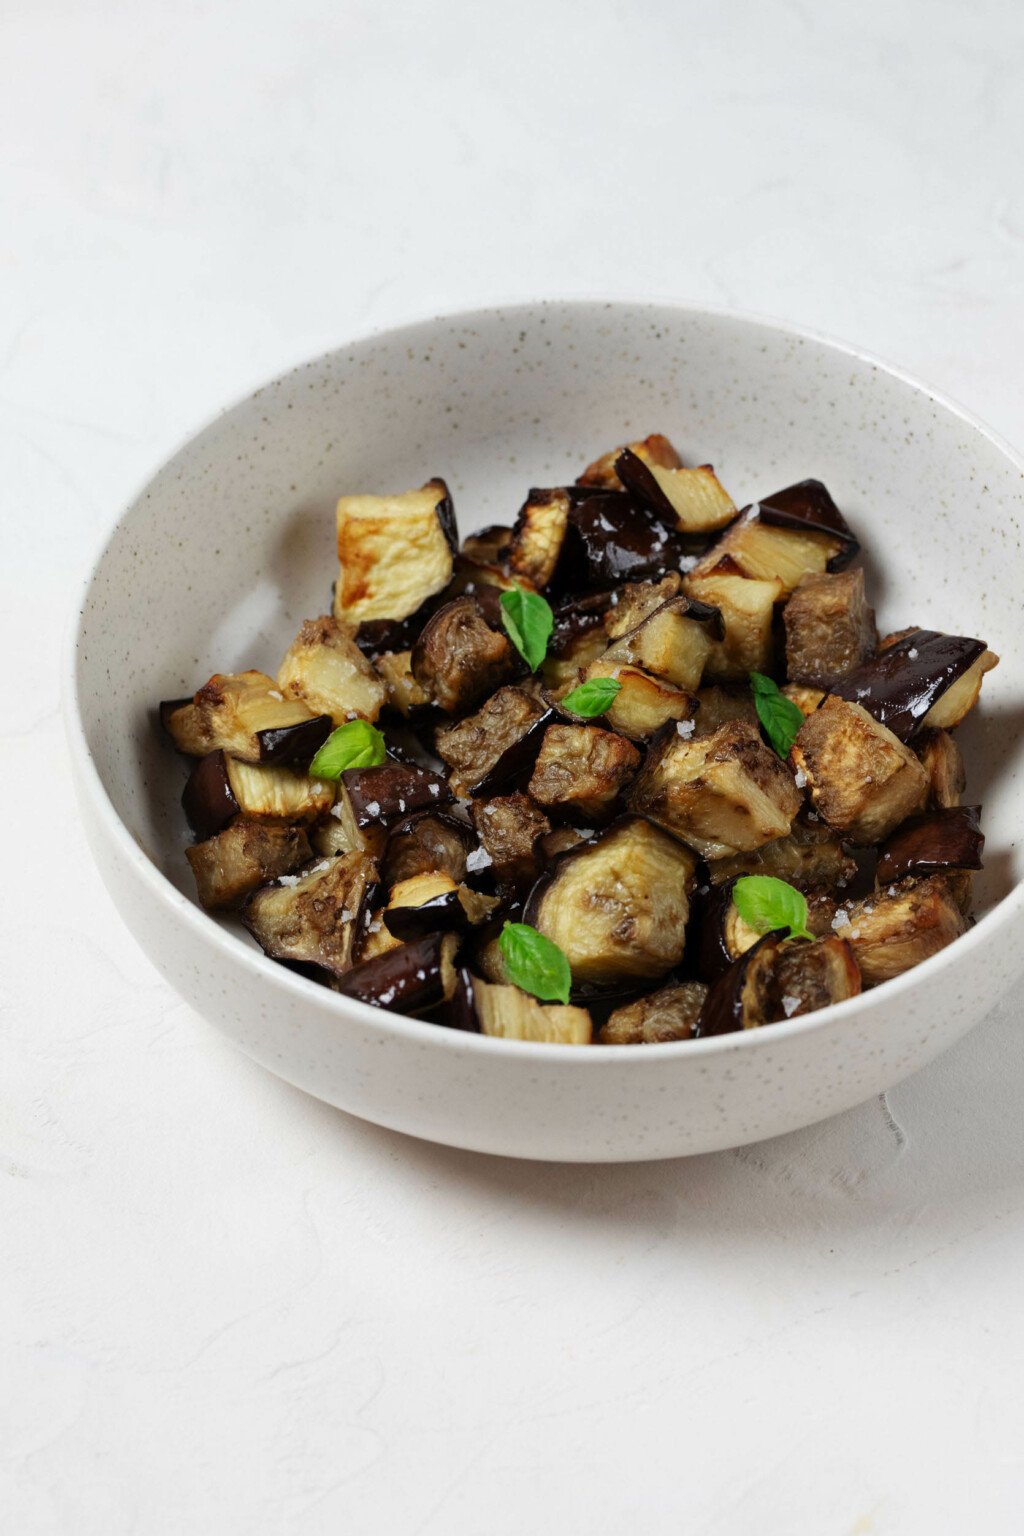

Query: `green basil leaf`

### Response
(498, 920, 572, 1004)
(750, 671, 805, 759)
(500, 583, 554, 672)
(561, 676, 622, 718)
(309, 719, 387, 779)
(732, 875, 813, 942)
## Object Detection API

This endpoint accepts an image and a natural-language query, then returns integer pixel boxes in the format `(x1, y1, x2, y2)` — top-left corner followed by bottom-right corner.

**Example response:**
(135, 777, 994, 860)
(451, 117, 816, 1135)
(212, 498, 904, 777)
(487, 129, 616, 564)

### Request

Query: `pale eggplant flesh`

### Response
(829, 629, 988, 741)
(755, 479, 859, 570)
(875, 805, 983, 886)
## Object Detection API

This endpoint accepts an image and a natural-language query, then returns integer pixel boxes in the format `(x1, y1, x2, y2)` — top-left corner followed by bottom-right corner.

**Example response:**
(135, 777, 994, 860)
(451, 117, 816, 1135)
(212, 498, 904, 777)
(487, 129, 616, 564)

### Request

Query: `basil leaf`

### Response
(309, 719, 387, 779)
(750, 671, 805, 759)
(500, 584, 554, 672)
(498, 921, 572, 1004)
(732, 875, 813, 942)
(562, 676, 622, 718)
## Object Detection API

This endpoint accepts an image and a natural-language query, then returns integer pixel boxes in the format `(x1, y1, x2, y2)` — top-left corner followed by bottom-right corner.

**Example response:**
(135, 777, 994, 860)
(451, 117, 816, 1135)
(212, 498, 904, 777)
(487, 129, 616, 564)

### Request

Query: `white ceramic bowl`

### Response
(66, 300, 1024, 1162)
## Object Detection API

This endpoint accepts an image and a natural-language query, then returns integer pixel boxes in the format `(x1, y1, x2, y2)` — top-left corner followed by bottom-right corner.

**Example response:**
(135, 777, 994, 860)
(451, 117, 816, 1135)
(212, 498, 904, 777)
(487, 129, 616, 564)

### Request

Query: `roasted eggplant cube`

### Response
(185, 820, 313, 910)
(876, 805, 983, 886)
(468, 976, 593, 1044)
(524, 816, 698, 985)
(915, 728, 966, 809)
(789, 695, 928, 844)
(600, 595, 721, 692)
(470, 793, 551, 890)
(693, 879, 765, 981)
(411, 595, 517, 715)
(782, 683, 825, 717)
(830, 629, 997, 741)
(697, 931, 860, 1034)
(616, 451, 737, 536)
(757, 479, 859, 566)
(783, 569, 877, 688)
(507, 488, 571, 590)
(182, 751, 334, 839)
(333, 478, 457, 624)
(373, 649, 432, 717)
(181, 670, 332, 764)
(693, 685, 761, 737)
(382, 811, 477, 886)
(707, 817, 857, 891)
(691, 509, 848, 595)
(527, 724, 641, 822)
(628, 721, 802, 860)
(542, 624, 611, 694)
(278, 616, 387, 725)
(597, 981, 709, 1043)
(435, 687, 550, 797)
(242, 851, 378, 979)
(835, 875, 968, 986)
(683, 568, 783, 679)
(577, 432, 683, 492)
(604, 575, 682, 640)
(564, 490, 687, 585)
(460, 524, 513, 568)
(583, 659, 695, 740)
(332, 932, 460, 1015)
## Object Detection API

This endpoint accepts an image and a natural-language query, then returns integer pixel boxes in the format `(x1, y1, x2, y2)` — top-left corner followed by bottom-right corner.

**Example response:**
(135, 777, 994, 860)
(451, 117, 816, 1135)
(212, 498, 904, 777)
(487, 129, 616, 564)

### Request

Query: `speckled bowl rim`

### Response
(64, 295, 1024, 1062)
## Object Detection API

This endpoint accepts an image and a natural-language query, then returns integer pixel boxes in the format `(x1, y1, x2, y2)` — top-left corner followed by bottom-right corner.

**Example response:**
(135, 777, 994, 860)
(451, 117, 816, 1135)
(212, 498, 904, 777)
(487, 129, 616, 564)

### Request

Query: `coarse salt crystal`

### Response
(365, 800, 381, 817)
(676, 719, 696, 739)
(908, 647, 919, 659)
(679, 554, 699, 572)
(831, 908, 851, 930)
(330, 801, 344, 819)
(268, 688, 283, 700)
(429, 783, 440, 797)
(466, 847, 493, 872)
(781, 994, 801, 1018)
(277, 872, 302, 887)
(793, 767, 807, 788)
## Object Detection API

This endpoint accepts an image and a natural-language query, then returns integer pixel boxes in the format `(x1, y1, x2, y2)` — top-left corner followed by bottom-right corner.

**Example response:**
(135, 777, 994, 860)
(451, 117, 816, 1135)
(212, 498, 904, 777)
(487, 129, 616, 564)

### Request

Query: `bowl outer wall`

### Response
(66, 300, 1024, 1161)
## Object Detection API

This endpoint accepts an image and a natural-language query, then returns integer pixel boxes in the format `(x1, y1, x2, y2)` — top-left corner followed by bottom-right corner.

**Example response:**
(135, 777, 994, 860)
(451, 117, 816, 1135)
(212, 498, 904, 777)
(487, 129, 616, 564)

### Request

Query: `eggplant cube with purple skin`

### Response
(627, 721, 802, 860)
(277, 616, 387, 725)
(527, 723, 641, 823)
(435, 687, 551, 798)
(598, 980, 709, 1043)
(242, 851, 378, 980)
(411, 595, 517, 715)
(506, 488, 571, 591)
(599, 593, 722, 692)
(333, 478, 457, 624)
(167, 670, 333, 764)
(470, 793, 552, 891)
(683, 567, 783, 679)
(789, 695, 928, 844)
(697, 931, 861, 1035)
(524, 816, 698, 986)
(185, 820, 312, 910)
(577, 432, 684, 492)
(615, 450, 738, 537)
(783, 568, 877, 688)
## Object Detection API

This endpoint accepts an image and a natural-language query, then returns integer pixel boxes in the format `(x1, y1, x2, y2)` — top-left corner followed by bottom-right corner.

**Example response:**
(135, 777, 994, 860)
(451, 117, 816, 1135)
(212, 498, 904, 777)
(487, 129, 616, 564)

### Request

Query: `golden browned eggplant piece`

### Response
(166, 670, 332, 764)
(915, 728, 966, 809)
(436, 687, 552, 797)
(507, 488, 571, 590)
(689, 507, 849, 595)
(834, 875, 968, 986)
(597, 981, 709, 1043)
(577, 432, 684, 491)
(706, 817, 856, 891)
(583, 659, 696, 740)
(616, 450, 738, 536)
(683, 566, 783, 678)
(789, 695, 928, 844)
(628, 721, 802, 859)
(185, 821, 313, 910)
(697, 932, 860, 1034)
(464, 974, 593, 1043)
(333, 478, 457, 624)
(524, 816, 698, 985)
(875, 806, 983, 886)
(470, 793, 552, 890)
(373, 649, 432, 717)
(382, 811, 478, 886)
(783, 568, 877, 687)
(242, 851, 378, 979)
(599, 593, 723, 692)
(692, 684, 761, 737)
(527, 724, 641, 822)
(782, 683, 826, 717)
(182, 751, 334, 839)
(278, 616, 387, 725)
(411, 594, 518, 716)
(830, 629, 998, 740)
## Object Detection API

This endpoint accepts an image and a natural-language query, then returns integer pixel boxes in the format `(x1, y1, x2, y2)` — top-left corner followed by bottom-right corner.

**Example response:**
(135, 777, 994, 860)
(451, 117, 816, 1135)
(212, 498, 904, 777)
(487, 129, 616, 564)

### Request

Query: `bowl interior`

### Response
(75, 301, 1024, 930)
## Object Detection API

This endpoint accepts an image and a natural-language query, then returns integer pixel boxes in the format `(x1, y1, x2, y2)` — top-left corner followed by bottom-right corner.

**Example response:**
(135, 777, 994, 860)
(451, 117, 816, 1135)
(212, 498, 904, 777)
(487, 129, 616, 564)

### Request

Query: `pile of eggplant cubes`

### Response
(161, 432, 997, 1043)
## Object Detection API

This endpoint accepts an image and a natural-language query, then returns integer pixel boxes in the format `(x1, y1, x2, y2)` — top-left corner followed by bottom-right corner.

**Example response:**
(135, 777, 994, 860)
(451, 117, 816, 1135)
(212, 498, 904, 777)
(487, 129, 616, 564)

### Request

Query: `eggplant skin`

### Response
(829, 629, 988, 742)
(695, 931, 860, 1034)
(331, 933, 459, 1016)
(523, 815, 698, 986)
(242, 851, 378, 980)
(598, 981, 709, 1043)
(876, 805, 983, 886)
(562, 489, 689, 586)
(382, 812, 477, 886)
(342, 762, 453, 827)
(696, 931, 785, 1036)
(577, 433, 683, 492)
(836, 875, 968, 986)
(182, 751, 240, 840)
(435, 688, 551, 798)
(756, 479, 859, 570)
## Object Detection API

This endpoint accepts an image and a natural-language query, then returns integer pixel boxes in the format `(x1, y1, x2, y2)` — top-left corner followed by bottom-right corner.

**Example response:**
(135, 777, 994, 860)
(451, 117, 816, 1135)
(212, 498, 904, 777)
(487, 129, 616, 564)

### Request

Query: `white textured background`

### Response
(4, 1, 1024, 1531)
